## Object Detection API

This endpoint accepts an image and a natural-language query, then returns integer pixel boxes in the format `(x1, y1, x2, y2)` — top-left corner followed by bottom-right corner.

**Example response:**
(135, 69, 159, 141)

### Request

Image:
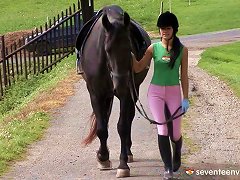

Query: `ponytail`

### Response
(169, 36, 182, 69)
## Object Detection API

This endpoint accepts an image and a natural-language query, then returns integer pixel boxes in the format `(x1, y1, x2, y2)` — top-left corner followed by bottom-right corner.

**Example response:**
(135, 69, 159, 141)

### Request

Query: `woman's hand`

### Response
(131, 45, 153, 73)
(181, 99, 189, 113)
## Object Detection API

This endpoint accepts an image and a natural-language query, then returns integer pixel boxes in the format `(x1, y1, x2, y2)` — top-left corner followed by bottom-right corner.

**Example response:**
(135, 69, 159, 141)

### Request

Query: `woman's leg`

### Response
(165, 85, 182, 141)
(148, 84, 173, 178)
(165, 85, 183, 172)
(147, 84, 168, 135)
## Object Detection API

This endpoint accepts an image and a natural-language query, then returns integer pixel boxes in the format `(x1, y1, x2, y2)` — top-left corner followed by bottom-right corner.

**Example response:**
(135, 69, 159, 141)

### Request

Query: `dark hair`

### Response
(157, 11, 181, 68)
(157, 11, 179, 34)
(169, 36, 183, 69)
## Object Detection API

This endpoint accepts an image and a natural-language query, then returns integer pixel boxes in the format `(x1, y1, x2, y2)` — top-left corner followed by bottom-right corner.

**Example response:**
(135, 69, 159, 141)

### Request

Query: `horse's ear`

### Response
(102, 14, 112, 32)
(124, 12, 130, 27)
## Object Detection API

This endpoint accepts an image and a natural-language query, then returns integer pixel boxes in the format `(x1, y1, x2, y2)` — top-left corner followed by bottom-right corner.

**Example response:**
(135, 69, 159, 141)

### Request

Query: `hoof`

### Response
(116, 168, 130, 178)
(127, 155, 133, 163)
(163, 169, 173, 179)
(97, 160, 112, 170)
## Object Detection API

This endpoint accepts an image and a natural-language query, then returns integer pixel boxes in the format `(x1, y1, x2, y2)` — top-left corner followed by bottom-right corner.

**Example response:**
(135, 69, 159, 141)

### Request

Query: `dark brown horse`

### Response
(76, 5, 150, 178)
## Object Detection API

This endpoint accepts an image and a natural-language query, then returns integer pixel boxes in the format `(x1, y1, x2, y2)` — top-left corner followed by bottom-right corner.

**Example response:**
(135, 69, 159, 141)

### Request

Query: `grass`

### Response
(0, 112, 49, 174)
(198, 42, 240, 97)
(0, 0, 240, 177)
(95, 0, 240, 35)
(0, 0, 240, 36)
(0, 56, 79, 175)
(0, 0, 78, 34)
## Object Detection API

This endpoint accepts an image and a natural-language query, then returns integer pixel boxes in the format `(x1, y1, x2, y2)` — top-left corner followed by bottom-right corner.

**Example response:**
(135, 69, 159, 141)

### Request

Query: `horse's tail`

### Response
(81, 112, 97, 146)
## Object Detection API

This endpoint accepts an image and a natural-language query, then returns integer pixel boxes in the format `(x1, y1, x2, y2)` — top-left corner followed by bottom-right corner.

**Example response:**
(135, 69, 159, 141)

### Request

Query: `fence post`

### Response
(81, 0, 94, 24)
(1, 36, 7, 87)
(160, 1, 163, 15)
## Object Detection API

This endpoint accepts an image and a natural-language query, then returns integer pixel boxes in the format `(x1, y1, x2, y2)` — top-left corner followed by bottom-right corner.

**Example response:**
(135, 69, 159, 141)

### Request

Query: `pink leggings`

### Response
(148, 84, 182, 141)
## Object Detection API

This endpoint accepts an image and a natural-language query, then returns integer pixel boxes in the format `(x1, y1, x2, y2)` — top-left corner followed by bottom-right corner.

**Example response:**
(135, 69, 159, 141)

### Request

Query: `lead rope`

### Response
(129, 54, 185, 125)
(129, 58, 156, 124)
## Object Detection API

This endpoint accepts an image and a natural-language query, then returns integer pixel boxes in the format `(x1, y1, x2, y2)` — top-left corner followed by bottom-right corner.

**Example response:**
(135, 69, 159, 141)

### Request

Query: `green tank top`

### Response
(151, 42, 183, 86)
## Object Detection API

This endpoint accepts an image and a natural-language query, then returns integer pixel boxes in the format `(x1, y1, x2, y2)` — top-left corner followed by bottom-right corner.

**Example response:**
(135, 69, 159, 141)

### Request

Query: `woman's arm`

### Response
(132, 44, 153, 73)
(180, 46, 189, 99)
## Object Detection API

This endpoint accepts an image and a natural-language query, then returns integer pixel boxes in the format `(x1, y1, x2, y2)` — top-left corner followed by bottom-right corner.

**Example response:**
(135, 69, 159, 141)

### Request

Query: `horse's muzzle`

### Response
(112, 72, 130, 96)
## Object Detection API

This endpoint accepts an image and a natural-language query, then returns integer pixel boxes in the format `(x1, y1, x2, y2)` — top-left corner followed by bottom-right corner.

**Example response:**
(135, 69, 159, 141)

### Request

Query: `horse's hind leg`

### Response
(91, 94, 113, 170)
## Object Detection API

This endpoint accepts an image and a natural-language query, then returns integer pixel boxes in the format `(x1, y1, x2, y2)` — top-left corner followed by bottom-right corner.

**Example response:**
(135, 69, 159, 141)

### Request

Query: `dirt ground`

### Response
(3, 30, 31, 47)
(1, 29, 240, 179)
(0, 30, 31, 61)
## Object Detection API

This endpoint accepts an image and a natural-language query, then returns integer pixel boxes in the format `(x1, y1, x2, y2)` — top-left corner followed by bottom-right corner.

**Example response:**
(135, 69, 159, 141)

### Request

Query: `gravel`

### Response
(186, 49, 240, 167)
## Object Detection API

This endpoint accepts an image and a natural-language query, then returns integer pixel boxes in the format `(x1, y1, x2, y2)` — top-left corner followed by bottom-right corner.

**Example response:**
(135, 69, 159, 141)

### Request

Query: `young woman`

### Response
(132, 11, 189, 179)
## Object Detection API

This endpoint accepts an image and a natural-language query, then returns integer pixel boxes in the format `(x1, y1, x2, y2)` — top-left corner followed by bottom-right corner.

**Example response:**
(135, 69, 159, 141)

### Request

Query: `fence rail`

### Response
(0, 0, 84, 100)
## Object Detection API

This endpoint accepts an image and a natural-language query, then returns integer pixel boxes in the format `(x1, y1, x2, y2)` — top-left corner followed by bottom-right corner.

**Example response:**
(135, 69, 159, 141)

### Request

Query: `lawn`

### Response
(0, 0, 240, 35)
(198, 42, 240, 97)
(0, 56, 78, 175)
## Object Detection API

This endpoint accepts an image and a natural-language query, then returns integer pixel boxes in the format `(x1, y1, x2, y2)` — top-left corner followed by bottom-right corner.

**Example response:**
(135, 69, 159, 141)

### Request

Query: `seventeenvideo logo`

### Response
(185, 168, 194, 175)
(185, 168, 240, 176)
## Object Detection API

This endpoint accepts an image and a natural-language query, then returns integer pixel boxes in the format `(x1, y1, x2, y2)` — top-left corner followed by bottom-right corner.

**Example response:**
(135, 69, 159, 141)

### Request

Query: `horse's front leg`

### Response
(126, 95, 135, 163)
(90, 93, 113, 170)
(116, 96, 134, 177)
(126, 84, 139, 163)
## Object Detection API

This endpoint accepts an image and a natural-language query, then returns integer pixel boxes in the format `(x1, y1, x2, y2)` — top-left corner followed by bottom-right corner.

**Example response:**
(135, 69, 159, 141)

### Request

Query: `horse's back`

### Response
(130, 20, 151, 58)
(129, 21, 151, 86)
(75, 10, 103, 52)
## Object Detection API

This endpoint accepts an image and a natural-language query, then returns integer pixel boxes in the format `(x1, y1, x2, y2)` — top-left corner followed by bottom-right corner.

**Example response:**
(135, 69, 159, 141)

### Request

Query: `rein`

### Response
(129, 58, 185, 125)
(110, 71, 129, 78)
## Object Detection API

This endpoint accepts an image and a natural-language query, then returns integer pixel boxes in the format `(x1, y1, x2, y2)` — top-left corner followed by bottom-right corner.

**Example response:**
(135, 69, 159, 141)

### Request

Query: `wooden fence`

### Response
(0, 0, 85, 100)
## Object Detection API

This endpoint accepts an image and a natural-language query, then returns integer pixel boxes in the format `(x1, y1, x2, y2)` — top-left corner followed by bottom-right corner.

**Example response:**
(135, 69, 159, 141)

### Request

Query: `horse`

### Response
(75, 5, 151, 178)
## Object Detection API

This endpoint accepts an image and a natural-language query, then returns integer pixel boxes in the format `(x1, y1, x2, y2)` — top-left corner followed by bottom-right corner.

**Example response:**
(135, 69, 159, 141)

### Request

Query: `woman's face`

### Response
(159, 26, 173, 40)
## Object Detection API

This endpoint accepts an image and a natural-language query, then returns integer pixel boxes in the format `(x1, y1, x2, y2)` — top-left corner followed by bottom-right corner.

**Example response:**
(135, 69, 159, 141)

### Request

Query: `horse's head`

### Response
(102, 6, 132, 96)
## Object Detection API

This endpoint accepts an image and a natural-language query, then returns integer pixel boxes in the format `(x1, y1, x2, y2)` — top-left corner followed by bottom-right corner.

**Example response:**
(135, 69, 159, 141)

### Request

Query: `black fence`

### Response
(0, 0, 86, 100)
